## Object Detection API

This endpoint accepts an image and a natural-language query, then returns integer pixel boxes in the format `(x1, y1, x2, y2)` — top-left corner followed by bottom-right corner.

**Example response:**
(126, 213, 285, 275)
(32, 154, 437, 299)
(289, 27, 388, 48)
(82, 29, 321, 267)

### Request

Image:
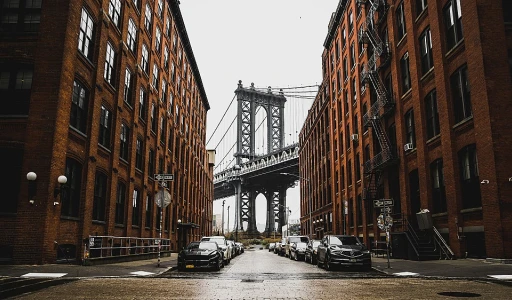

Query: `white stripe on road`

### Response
(393, 272, 419, 276)
(21, 273, 67, 278)
(130, 271, 155, 276)
(488, 275, 512, 280)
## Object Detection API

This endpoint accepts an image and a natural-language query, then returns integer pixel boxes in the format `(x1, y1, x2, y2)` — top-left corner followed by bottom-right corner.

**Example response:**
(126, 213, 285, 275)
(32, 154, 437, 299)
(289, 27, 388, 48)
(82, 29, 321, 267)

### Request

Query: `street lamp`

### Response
(26, 172, 37, 205)
(53, 175, 67, 206)
(279, 172, 312, 240)
(221, 200, 225, 236)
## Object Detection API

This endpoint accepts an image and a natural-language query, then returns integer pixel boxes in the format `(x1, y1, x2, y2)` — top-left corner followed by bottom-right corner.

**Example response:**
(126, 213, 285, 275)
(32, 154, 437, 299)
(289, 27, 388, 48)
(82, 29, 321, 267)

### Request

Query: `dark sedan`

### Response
(290, 242, 307, 261)
(316, 235, 371, 271)
(177, 241, 223, 271)
(305, 239, 321, 264)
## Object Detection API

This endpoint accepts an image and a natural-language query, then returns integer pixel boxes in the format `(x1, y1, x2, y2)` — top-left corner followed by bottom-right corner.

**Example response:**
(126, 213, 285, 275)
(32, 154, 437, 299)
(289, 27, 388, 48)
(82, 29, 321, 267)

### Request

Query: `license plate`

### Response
(186, 265, 194, 269)
(349, 258, 356, 263)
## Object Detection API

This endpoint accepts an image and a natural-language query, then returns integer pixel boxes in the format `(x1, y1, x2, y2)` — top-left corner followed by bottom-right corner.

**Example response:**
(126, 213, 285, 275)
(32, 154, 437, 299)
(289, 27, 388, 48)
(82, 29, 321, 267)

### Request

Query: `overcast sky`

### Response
(180, 0, 339, 231)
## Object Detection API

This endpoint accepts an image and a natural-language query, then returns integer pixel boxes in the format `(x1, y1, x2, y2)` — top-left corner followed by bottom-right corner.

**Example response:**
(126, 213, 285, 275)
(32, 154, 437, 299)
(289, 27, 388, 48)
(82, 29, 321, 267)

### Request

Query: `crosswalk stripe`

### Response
(130, 271, 155, 276)
(488, 275, 512, 280)
(393, 272, 419, 276)
(21, 273, 67, 278)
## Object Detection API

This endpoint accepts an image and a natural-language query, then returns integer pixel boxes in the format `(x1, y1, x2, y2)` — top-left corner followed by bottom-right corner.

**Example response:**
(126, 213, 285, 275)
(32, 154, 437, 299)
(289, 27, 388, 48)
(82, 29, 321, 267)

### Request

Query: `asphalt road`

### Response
(7, 248, 512, 299)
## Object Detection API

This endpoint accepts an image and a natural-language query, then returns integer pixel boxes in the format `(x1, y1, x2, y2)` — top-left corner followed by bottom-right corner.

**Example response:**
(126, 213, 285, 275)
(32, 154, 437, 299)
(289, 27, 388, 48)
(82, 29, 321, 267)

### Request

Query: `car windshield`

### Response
(202, 237, 225, 245)
(329, 236, 360, 246)
(186, 242, 200, 250)
(289, 236, 309, 243)
(198, 242, 218, 251)
(295, 242, 307, 248)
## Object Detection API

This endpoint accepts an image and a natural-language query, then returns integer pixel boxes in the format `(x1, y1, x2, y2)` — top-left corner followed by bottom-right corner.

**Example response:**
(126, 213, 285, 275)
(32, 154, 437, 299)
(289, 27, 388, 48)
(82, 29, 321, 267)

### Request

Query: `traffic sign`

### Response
(156, 189, 171, 208)
(373, 199, 394, 208)
(154, 174, 174, 181)
(381, 207, 392, 214)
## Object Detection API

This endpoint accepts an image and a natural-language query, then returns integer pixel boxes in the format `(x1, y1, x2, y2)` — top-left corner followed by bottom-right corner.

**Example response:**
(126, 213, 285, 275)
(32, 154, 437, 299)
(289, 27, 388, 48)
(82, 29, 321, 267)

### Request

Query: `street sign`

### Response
(155, 189, 171, 208)
(373, 199, 394, 208)
(154, 174, 174, 181)
(381, 206, 392, 214)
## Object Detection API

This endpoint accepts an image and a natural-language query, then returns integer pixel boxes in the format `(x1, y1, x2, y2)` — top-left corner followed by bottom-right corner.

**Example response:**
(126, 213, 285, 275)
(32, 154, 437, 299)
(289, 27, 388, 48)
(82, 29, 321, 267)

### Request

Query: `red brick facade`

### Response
(0, 0, 214, 264)
(300, 0, 512, 259)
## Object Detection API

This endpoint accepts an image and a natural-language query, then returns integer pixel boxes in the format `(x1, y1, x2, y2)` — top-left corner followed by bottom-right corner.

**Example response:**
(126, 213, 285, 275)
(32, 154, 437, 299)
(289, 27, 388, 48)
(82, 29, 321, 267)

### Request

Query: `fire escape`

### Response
(359, 0, 396, 201)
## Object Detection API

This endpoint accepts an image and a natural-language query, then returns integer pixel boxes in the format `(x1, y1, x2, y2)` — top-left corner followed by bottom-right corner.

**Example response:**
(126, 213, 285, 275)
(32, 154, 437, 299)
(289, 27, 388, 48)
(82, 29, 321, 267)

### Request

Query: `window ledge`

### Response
(460, 207, 482, 214)
(445, 39, 465, 60)
(432, 212, 448, 218)
(401, 89, 412, 100)
(420, 67, 435, 82)
(396, 34, 407, 48)
(415, 8, 428, 24)
(452, 116, 474, 131)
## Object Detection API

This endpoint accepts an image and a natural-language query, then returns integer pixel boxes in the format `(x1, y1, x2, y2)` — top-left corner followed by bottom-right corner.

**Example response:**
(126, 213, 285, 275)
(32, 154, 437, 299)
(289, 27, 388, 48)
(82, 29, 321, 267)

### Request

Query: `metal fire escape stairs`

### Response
(358, 0, 395, 201)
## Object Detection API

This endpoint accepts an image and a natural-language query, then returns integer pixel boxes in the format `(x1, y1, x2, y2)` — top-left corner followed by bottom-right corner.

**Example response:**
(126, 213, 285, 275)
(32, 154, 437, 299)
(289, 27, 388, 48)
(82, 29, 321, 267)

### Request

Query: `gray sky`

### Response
(180, 0, 339, 231)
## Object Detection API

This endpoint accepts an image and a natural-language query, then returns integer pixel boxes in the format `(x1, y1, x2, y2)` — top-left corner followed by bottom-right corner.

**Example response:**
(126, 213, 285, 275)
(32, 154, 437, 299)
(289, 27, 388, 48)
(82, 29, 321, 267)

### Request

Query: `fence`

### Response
(85, 236, 171, 260)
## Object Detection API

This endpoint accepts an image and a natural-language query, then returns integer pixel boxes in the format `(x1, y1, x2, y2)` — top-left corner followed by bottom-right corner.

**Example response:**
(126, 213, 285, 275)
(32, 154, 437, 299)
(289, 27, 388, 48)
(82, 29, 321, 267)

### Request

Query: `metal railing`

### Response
(432, 226, 455, 259)
(85, 235, 171, 259)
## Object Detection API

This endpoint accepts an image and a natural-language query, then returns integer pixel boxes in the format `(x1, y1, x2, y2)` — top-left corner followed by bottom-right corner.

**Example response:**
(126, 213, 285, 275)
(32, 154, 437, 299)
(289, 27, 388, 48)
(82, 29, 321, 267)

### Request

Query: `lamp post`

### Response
(53, 175, 68, 206)
(279, 173, 312, 239)
(227, 206, 230, 236)
(26, 172, 37, 205)
(221, 200, 225, 236)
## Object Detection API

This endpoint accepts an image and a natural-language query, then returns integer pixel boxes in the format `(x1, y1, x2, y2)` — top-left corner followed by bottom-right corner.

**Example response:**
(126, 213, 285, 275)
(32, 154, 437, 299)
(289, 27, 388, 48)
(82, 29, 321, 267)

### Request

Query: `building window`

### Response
(160, 116, 166, 144)
(396, 2, 407, 40)
(99, 105, 111, 148)
(356, 195, 362, 226)
(504, 0, 512, 23)
(148, 149, 155, 177)
(136, 138, 143, 170)
(347, 159, 352, 186)
(343, 57, 348, 80)
(416, 0, 428, 17)
(352, 78, 357, 103)
(0, 148, 23, 213)
(120, 123, 129, 161)
(164, 45, 169, 68)
(93, 172, 107, 221)
(155, 26, 162, 53)
(132, 0, 141, 10)
(400, 52, 411, 94)
(161, 79, 167, 103)
(150, 103, 157, 132)
(139, 87, 147, 121)
(444, 0, 463, 51)
(0, 0, 42, 32)
(350, 42, 356, 69)
(62, 158, 82, 218)
(115, 182, 126, 225)
(152, 64, 159, 88)
(405, 109, 416, 148)
(78, 7, 94, 60)
(127, 19, 137, 53)
(145, 194, 152, 228)
(141, 44, 149, 73)
(430, 158, 447, 213)
(355, 153, 361, 181)
(0, 65, 33, 115)
(348, 10, 354, 33)
(70, 80, 88, 134)
(451, 65, 471, 123)
(419, 27, 433, 75)
(108, 0, 121, 28)
(124, 68, 133, 106)
(458, 144, 481, 209)
(165, 16, 171, 36)
(157, 0, 164, 18)
(132, 189, 141, 226)
(425, 90, 440, 139)
(144, 3, 152, 33)
(104, 42, 116, 85)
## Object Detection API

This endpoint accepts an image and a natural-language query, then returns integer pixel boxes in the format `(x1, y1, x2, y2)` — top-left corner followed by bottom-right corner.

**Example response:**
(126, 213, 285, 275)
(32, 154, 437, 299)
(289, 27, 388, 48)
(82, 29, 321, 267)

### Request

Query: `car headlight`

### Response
(362, 250, 370, 255)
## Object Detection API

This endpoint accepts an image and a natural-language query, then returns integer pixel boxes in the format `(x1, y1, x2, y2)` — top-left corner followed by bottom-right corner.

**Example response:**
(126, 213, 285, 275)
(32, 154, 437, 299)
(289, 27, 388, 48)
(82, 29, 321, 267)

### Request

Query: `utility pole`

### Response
(227, 206, 230, 236)
(222, 200, 225, 236)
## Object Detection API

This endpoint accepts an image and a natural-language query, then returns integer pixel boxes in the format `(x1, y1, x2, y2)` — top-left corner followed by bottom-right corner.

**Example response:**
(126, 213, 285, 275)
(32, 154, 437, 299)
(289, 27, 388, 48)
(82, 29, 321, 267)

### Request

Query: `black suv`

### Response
(316, 235, 371, 271)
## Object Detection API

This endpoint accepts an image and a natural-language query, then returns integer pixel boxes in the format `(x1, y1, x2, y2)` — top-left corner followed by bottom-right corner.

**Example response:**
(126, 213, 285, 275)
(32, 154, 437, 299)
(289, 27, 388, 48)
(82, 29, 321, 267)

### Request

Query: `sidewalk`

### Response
(371, 256, 512, 281)
(0, 254, 178, 279)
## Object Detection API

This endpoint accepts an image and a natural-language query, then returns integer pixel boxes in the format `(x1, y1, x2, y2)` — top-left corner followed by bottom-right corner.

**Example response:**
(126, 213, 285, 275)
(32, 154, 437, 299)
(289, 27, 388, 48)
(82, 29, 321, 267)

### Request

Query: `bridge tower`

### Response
(234, 81, 287, 236)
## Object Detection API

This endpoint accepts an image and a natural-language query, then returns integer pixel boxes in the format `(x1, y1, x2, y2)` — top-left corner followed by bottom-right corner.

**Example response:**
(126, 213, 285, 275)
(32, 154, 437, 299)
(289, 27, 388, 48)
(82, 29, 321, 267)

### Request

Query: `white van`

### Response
(201, 236, 231, 264)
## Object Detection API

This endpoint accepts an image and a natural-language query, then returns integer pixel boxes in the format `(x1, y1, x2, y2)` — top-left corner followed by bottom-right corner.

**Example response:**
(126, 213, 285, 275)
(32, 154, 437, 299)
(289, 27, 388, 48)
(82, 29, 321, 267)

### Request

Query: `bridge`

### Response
(209, 80, 316, 236)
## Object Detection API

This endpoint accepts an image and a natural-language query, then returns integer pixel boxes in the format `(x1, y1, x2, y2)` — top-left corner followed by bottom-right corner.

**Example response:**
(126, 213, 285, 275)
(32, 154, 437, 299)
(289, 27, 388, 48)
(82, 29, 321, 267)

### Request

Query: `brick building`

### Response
(299, 0, 512, 259)
(0, 0, 214, 264)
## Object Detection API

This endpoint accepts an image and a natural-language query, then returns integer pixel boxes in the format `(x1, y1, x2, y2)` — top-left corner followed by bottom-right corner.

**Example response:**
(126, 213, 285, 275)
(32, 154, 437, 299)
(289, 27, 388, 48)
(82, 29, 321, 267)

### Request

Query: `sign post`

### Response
(375, 199, 394, 269)
(154, 174, 173, 267)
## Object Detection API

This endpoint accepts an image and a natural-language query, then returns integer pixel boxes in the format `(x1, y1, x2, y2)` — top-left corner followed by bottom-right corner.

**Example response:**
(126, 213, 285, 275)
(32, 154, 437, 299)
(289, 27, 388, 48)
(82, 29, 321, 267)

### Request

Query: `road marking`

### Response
(488, 275, 512, 280)
(393, 272, 419, 276)
(130, 271, 155, 276)
(21, 273, 67, 278)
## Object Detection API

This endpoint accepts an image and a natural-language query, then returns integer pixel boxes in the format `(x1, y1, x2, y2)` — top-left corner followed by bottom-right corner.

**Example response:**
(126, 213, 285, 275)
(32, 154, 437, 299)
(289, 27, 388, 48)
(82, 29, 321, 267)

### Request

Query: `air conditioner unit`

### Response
(351, 134, 359, 141)
(404, 143, 414, 151)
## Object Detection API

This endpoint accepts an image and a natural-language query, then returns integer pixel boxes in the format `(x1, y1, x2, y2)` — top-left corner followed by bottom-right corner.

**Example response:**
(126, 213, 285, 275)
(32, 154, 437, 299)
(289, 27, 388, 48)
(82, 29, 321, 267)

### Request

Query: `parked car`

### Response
(177, 241, 223, 271)
(305, 239, 321, 264)
(201, 236, 231, 265)
(235, 242, 245, 254)
(290, 242, 307, 261)
(285, 235, 310, 258)
(268, 242, 276, 252)
(316, 235, 372, 271)
(227, 240, 237, 257)
(278, 238, 287, 256)
(274, 242, 281, 254)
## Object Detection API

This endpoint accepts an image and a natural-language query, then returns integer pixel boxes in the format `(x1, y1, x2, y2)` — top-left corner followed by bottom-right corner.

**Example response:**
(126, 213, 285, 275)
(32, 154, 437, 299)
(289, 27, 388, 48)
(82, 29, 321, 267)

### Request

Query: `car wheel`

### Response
(294, 253, 298, 261)
(317, 255, 322, 268)
(214, 259, 221, 271)
(324, 253, 332, 271)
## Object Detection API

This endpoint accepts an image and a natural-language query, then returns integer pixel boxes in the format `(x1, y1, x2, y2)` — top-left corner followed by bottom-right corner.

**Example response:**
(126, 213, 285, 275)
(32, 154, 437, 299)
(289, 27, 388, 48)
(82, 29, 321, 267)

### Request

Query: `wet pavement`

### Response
(2, 248, 512, 299)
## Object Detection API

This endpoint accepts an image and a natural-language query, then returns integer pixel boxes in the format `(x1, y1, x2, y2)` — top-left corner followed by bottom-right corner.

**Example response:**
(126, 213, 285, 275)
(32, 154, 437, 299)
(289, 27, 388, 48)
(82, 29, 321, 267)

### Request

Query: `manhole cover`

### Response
(437, 292, 481, 298)
(241, 279, 264, 283)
